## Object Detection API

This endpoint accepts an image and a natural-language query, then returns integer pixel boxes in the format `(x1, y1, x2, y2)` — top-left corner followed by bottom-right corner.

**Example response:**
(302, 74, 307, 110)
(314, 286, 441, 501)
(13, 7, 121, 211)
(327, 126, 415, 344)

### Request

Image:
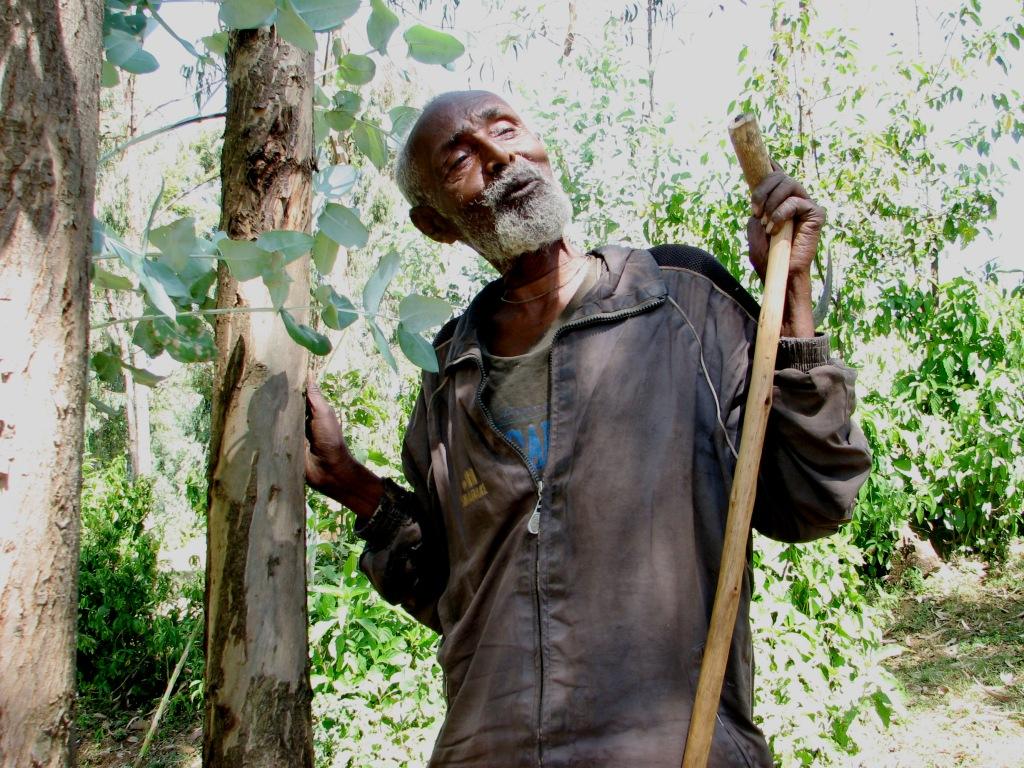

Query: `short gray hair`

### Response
(393, 95, 447, 209)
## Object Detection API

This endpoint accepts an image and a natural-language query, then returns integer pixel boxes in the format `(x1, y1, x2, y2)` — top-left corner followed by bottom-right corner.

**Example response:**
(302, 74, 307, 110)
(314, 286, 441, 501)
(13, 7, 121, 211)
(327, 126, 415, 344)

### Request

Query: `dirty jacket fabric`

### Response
(356, 244, 872, 768)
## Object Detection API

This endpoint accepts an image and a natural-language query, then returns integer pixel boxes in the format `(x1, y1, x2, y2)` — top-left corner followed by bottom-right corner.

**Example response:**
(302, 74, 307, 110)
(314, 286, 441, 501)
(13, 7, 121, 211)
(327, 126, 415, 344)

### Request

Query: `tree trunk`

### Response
(0, 1, 103, 766)
(203, 28, 315, 767)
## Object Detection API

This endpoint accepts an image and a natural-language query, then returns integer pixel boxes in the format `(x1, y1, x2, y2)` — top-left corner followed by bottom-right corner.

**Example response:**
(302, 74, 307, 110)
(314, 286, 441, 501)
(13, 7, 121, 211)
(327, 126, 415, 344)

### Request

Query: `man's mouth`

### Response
(500, 177, 541, 205)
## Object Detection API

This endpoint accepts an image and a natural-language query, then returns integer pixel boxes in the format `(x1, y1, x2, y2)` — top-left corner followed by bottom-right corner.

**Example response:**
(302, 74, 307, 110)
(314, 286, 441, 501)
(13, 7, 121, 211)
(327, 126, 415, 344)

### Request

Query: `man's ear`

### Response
(409, 206, 460, 244)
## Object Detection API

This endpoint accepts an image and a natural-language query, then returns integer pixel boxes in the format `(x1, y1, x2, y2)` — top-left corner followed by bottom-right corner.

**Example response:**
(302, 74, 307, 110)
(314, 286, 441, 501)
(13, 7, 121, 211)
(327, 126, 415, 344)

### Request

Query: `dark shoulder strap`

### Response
(648, 244, 761, 321)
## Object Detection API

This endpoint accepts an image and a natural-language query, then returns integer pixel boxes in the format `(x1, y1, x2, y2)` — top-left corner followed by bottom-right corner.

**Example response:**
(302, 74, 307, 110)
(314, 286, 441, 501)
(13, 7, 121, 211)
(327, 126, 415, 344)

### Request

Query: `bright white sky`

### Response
(137, 0, 1023, 280)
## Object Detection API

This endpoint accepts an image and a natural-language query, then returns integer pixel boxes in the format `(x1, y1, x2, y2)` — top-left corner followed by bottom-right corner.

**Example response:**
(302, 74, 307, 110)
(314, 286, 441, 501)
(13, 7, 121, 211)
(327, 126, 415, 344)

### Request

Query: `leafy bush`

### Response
(752, 534, 900, 765)
(77, 456, 202, 711)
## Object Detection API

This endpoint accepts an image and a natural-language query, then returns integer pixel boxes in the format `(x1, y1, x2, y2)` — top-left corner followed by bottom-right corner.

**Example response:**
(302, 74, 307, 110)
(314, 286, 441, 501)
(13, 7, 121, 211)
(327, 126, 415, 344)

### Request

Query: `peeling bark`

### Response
(204, 28, 315, 767)
(0, 1, 103, 766)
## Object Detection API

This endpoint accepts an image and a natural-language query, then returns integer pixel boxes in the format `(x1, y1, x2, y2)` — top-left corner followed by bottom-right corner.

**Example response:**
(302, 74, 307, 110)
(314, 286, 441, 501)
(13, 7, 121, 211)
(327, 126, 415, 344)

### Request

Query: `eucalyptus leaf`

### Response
(275, 0, 317, 52)
(132, 320, 164, 357)
(91, 351, 126, 391)
(150, 217, 197, 271)
(203, 32, 229, 56)
(311, 231, 340, 273)
(333, 90, 361, 112)
(398, 294, 453, 333)
(151, 315, 216, 363)
(219, 0, 277, 29)
(138, 267, 177, 319)
(292, 0, 360, 31)
(325, 109, 356, 132)
(389, 105, 421, 142)
(256, 229, 315, 260)
(404, 25, 465, 66)
(318, 203, 368, 248)
(315, 164, 358, 197)
(104, 29, 159, 74)
(362, 250, 400, 315)
(143, 260, 190, 299)
(352, 120, 388, 170)
(125, 364, 167, 388)
(101, 60, 120, 87)
(261, 253, 292, 309)
(217, 239, 271, 281)
(338, 53, 375, 85)
(367, 0, 399, 53)
(367, 318, 398, 372)
(281, 309, 332, 355)
(315, 285, 358, 331)
(93, 266, 134, 291)
(397, 323, 439, 372)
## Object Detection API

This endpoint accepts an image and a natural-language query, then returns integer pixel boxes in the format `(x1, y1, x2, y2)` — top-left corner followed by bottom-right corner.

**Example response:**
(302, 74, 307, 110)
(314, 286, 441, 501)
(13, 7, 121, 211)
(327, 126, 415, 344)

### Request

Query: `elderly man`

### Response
(305, 90, 871, 767)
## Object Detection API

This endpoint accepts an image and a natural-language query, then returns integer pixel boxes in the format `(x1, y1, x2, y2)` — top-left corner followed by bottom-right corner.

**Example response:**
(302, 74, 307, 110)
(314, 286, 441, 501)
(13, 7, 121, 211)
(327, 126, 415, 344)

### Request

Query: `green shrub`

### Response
(77, 456, 203, 711)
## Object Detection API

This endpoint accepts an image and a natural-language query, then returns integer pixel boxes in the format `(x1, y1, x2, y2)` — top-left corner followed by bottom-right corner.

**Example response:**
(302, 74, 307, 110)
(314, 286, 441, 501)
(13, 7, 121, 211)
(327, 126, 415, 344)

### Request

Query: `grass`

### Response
(851, 539, 1024, 767)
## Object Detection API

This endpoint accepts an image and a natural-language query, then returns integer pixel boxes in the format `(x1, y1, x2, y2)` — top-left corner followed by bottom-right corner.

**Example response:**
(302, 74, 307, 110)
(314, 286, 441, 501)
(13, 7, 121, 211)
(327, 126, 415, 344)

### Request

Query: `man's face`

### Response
(408, 92, 573, 272)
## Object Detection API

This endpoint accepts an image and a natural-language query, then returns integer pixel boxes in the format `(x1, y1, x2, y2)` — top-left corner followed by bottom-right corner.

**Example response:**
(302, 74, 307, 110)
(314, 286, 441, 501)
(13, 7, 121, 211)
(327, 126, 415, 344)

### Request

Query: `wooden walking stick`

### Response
(680, 114, 794, 768)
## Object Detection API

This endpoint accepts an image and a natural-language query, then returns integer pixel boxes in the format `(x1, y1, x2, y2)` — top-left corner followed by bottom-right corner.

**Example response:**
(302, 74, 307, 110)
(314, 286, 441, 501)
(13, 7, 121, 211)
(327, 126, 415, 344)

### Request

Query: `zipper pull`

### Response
(527, 481, 544, 535)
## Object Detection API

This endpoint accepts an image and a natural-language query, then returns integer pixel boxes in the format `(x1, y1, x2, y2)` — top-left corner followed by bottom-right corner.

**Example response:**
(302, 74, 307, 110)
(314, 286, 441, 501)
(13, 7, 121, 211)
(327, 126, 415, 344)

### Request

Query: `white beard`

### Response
(453, 163, 573, 272)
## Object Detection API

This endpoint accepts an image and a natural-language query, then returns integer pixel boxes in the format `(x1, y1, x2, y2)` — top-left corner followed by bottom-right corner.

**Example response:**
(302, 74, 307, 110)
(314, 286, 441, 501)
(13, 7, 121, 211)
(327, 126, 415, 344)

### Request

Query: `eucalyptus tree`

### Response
(0, 1, 103, 765)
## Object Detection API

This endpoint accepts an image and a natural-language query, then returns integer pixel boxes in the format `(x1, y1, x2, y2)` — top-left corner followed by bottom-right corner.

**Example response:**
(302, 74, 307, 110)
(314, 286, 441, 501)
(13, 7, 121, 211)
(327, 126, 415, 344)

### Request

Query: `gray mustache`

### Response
(480, 163, 547, 209)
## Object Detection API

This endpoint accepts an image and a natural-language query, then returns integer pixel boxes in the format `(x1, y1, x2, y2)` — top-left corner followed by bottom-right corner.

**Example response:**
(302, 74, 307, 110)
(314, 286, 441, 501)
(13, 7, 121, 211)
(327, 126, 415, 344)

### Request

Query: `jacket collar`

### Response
(444, 244, 667, 370)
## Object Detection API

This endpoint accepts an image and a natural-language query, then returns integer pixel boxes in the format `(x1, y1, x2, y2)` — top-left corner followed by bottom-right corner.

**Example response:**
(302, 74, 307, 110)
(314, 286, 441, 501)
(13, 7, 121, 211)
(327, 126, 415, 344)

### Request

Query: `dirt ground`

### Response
(853, 540, 1024, 768)
(76, 542, 1024, 768)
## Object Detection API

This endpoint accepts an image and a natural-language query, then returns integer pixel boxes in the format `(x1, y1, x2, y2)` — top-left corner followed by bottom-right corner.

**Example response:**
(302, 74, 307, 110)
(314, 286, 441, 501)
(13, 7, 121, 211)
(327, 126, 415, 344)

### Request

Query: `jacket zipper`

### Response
(468, 292, 666, 765)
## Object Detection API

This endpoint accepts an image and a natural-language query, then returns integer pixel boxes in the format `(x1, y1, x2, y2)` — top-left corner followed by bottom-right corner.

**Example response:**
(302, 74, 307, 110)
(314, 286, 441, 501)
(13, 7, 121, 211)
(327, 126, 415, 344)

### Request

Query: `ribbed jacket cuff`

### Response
(777, 333, 831, 372)
(354, 477, 415, 550)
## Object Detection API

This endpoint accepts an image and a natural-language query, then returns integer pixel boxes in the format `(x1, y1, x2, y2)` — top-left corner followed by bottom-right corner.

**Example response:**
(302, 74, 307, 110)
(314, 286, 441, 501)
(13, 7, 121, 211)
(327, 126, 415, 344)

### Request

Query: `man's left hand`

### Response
(745, 163, 824, 337)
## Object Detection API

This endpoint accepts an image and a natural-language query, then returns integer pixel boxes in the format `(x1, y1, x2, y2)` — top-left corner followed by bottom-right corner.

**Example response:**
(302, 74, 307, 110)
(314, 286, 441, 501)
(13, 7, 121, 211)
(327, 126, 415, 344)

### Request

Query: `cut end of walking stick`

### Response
(728, 113, 774, 192)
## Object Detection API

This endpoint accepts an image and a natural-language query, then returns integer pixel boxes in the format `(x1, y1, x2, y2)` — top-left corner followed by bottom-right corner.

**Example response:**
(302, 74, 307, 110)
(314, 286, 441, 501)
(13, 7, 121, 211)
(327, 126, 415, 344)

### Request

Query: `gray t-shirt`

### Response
(482, 256, 602, 473)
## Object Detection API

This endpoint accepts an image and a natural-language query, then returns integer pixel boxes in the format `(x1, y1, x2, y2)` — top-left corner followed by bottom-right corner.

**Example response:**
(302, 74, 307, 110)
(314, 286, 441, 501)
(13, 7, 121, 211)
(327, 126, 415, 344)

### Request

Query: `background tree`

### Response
(0, 0, 103, 765)
(203, 22, 316, 766)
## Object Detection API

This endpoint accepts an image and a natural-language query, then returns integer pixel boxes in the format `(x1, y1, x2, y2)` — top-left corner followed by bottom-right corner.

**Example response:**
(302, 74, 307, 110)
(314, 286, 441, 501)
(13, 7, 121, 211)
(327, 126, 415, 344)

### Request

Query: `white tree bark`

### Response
(0, 0, 103, 765)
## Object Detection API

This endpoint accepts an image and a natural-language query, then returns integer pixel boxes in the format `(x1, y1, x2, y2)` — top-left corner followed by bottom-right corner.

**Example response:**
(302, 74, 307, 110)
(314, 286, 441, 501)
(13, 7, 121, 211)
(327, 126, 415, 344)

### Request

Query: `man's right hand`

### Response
(305, 379, 383, 517)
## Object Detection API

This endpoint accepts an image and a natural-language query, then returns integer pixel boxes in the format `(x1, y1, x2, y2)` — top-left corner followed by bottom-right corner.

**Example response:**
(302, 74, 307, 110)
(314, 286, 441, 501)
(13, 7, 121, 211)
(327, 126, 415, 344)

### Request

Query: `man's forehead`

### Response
(409, 91, 521, 154)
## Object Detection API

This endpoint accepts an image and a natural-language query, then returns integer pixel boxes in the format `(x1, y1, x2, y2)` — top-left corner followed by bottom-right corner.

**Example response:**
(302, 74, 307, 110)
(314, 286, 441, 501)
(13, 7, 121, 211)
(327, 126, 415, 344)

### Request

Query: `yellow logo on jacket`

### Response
(460, 467, 488, 507)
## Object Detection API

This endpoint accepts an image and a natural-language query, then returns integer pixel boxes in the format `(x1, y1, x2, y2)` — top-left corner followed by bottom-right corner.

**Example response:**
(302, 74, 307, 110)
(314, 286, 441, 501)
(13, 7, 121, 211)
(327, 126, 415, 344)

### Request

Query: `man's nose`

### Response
(480, 137, 514, 176)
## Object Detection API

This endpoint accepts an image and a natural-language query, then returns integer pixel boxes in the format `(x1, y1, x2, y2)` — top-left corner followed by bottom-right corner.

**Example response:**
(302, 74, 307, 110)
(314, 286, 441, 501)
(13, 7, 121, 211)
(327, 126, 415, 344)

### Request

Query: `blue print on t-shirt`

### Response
(506, 420, 550, 472)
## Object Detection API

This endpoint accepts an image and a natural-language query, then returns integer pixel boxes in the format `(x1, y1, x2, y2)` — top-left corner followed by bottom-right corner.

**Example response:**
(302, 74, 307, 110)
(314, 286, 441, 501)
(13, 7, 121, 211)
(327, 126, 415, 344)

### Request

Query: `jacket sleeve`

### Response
(356, 389, 448, 632)
(741, 334, 872, 543)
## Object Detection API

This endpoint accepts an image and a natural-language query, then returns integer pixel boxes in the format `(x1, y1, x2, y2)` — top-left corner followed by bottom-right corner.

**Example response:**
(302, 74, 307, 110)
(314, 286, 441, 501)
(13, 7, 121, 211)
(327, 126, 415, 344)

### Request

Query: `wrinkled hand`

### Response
(745, 161, 825, 283)
(305, 378, 357, 498)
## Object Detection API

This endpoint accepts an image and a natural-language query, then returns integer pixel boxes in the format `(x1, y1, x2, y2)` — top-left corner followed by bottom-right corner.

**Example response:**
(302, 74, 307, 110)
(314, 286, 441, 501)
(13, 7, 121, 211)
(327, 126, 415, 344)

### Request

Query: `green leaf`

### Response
(151, 315, 216, 363)
(261, 253, 292, 309)
(317, 203, 368, 247)
(398, 294, 452, 333)
(292, 0, 360, 31)
(397, 323, 438, 372)
(281, 309, 331, 355)
(338, 53, 375, 85)
(315, 164, 358, 197)
(124, 364, 166, 388)
(315, 285, 358, 331)
(366, 318, 397, 371)
(91, 351, 126, 391)
(333, 89, 361, 112)
(389, 105, 420, 142)
(217, 239, 271, 281)
(367, 0, 399, 53)
(275, 0, 317, 52)
(362, 250, 400, 315)
(203, 32, 229, 57)
(104, 29, 159, 74)
(404, 25, 465, 66)
(137, 265, 177, 319)
(101, 60, 120, 87)
(325, 109, 356, 132)
(150, 217, 197, 271)
(220, 0, 277, 29)
(256, 229, 315, 260)
(352, 120, 388, 170)
(143, 260, 189, 299)
(311, 231, 340, 273)
(132, 320, 164, 357)
(93, 266, 134, 291)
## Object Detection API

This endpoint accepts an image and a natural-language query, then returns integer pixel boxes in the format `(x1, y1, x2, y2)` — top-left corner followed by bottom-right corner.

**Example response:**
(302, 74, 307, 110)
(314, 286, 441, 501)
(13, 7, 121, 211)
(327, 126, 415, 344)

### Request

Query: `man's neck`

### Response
(499, 239, 584, 292)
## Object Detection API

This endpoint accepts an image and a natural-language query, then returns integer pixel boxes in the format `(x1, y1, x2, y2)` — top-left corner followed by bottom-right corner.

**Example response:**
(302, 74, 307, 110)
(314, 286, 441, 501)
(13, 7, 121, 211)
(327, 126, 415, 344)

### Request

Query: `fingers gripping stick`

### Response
(680, 115, 794, 768)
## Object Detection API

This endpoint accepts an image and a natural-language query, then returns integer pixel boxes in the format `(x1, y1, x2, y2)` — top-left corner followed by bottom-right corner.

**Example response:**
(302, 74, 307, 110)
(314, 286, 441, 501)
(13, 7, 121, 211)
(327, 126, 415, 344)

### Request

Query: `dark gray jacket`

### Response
(356, 244, 871, 767)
